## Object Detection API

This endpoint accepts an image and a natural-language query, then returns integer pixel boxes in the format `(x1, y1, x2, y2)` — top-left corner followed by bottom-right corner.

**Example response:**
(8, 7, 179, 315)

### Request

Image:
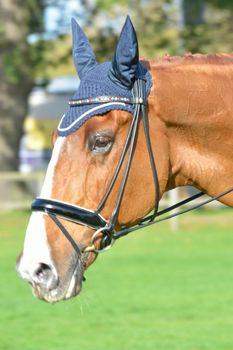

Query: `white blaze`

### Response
(40, 136, 65, 199)
(18, 137, 65, 280)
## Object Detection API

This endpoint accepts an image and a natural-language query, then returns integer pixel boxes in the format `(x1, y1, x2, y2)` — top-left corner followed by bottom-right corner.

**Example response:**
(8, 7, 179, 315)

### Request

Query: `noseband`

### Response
(32, 77, 233, 257)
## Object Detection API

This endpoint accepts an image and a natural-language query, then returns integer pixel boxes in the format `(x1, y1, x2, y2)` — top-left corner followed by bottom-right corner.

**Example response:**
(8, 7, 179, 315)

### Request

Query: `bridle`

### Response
(32, 77, 233, 258)
(32, 78, 157, 255)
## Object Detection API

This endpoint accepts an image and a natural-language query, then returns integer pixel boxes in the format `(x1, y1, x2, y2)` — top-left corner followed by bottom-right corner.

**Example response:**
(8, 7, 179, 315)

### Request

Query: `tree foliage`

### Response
(40, 0, 233, 79)
(0, 0, 45, 171)
(181, 0, 233, 54)
(130, 0, 180, 58)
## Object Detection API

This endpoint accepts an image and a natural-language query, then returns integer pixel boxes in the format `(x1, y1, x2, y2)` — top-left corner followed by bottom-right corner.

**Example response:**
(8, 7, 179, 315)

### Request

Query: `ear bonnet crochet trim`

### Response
(57, 16, 152, 137)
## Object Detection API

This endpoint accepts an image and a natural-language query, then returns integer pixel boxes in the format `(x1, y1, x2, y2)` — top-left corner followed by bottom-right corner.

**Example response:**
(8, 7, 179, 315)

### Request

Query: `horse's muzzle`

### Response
(16, 253, 84, 303)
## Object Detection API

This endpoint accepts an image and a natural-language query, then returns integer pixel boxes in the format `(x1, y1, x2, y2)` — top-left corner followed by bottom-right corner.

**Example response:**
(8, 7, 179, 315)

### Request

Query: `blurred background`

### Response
(0, 1, 233, 350)
(0, 0, 233, 208)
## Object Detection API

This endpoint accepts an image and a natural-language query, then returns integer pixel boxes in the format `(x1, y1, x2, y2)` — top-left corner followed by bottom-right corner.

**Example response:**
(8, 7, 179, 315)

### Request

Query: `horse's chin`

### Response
(32, 263, 84, 303)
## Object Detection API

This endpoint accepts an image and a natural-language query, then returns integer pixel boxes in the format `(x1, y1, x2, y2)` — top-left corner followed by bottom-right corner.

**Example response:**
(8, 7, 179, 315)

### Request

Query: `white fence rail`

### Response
(0, 171, 45, 210)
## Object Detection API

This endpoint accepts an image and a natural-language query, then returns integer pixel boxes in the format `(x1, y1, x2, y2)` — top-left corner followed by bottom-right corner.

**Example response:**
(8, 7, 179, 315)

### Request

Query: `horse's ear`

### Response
(109, 16, 139, 89)
(71, 18, 97, 79)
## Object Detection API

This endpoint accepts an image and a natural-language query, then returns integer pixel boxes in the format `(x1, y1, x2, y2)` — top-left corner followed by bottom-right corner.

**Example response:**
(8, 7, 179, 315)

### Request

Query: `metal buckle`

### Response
(84, 227, 115, 253)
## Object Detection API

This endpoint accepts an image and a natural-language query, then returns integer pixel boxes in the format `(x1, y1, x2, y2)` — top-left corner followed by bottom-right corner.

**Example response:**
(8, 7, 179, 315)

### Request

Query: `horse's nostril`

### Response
(33, 263, 58, 290)
(35, 263, 50, 280)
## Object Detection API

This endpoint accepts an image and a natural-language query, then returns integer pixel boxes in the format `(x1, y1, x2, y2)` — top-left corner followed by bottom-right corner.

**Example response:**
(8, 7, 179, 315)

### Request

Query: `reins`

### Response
(114, 187, 233, 240)
(31, 77, 233, 256)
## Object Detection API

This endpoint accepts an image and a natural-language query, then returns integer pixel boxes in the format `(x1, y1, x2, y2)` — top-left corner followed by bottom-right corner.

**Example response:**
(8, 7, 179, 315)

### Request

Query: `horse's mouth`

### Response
(17, 246, 96, 303)
(32, 261, 84, 303)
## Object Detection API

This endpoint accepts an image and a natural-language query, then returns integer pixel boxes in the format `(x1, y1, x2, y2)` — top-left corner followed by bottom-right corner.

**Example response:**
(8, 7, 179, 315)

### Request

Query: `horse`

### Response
(16, 16, 233, 303)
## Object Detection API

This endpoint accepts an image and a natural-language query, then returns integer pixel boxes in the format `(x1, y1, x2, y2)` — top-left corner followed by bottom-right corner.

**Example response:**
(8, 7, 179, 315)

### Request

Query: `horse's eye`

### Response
(88, 134, 113, 154)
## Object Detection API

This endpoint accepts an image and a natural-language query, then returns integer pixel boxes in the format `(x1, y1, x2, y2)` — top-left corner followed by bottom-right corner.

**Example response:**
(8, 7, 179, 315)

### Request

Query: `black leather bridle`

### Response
(32, 78, 233, 257)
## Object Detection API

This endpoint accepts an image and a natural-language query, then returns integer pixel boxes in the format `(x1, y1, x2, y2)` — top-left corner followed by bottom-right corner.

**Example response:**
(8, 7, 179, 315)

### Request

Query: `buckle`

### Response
(84, 227, 115, 253)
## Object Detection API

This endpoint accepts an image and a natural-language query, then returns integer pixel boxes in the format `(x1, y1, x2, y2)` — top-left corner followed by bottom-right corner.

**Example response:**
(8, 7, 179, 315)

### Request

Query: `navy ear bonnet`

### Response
(58, 62, 152, 136)
(57, 17, 152, 137)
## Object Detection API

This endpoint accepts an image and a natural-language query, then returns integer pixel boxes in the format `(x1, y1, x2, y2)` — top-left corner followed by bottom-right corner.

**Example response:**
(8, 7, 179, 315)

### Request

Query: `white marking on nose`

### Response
(18, 137, 65, 281)
(18, 213, 57, 281)
(41, 136, 65, 199)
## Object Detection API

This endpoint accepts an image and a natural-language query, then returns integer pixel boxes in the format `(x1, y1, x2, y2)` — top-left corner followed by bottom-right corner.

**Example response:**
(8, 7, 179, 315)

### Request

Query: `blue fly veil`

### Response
(57, 16, 152, 137)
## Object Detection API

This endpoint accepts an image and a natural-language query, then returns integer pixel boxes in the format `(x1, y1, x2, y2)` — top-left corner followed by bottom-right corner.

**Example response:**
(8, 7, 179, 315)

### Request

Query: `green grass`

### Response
(0, 209, 233, 350)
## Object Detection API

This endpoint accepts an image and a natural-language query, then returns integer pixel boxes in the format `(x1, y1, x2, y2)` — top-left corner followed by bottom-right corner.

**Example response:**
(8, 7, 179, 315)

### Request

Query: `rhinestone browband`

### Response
(68, 95, 145, 106)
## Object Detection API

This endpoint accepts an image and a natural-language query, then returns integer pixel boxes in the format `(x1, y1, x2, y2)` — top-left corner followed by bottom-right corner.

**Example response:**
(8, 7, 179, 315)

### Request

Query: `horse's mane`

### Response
(142, 53, 233, 70)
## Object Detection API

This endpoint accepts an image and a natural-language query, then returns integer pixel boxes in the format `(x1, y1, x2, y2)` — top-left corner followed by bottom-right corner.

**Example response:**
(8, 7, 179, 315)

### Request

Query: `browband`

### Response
(68, 95, 146, 106)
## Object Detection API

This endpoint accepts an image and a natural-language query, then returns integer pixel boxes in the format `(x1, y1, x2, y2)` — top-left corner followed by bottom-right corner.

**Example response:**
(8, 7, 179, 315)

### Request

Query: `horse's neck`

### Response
(148, 55, 233, 202)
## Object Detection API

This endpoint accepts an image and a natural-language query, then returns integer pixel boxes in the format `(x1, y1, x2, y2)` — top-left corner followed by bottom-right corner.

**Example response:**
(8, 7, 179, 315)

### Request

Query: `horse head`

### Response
(16, 17, 169, 302)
